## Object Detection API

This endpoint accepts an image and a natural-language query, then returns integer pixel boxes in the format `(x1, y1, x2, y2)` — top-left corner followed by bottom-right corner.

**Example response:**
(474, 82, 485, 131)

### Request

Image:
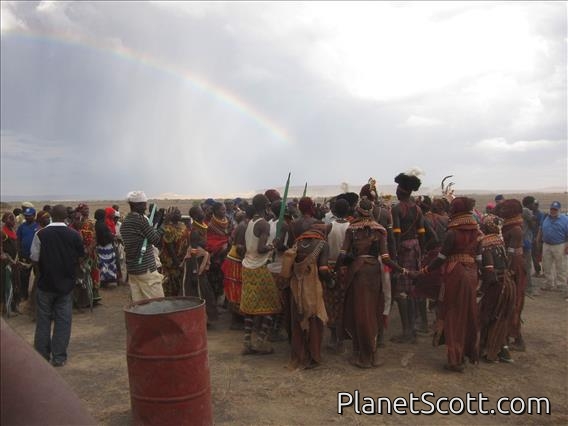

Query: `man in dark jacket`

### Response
(30, 204, 84, 367)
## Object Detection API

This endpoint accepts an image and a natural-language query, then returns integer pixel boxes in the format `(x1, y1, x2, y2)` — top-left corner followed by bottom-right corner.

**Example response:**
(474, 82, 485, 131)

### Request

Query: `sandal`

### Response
(444, 363, 465, 373)
(482, 355, 499, 364)
(252, 342, 274, 355)
(349, 356, 372, 369)
(241, 345, 258, 356)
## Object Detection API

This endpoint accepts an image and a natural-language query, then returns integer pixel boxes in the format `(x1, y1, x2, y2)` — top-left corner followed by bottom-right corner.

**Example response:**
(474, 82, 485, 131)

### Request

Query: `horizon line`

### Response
(1, 188, 566, 203)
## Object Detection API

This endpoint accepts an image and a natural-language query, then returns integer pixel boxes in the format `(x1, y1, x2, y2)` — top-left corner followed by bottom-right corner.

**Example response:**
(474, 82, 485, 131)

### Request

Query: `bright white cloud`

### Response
(0, 2, 27, 33)
(472, 137, 560, 153)
(148, 1, 229, 19)
(36, 1, 57, 13)
(404, 115, 443, 128)
(296, 2, 550, 101)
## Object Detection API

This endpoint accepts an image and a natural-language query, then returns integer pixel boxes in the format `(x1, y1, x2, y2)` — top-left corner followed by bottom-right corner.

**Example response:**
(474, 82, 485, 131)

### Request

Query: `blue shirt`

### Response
(16, 221, 40, 258)
(534, 210, 544, 227)
(541, 214, 568, 245)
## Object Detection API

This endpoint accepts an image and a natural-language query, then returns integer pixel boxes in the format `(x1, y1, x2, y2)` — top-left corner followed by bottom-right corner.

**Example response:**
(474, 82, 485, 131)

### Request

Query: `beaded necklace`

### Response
(447, 213, 478, 230)
(210, 215, 229, 235)
(503, 215, 523, 228)
(481, 233, 504, 249)
(192, 220, 208, 231)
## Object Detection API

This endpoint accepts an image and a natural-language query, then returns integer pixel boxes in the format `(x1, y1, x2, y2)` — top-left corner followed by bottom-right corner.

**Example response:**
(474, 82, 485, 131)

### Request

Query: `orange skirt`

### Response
(221, 257, 242, 304)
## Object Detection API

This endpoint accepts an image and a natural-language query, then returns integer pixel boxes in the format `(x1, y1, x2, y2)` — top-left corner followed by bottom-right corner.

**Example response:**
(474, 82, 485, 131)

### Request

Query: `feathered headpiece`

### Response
(394, 169, 422, 193)
(441, 175, 455, 202)
(360, 177, 378, 201)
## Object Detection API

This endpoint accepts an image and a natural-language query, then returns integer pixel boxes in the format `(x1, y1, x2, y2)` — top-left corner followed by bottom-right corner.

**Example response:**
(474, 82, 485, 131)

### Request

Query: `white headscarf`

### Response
(126, 191, 148, 203)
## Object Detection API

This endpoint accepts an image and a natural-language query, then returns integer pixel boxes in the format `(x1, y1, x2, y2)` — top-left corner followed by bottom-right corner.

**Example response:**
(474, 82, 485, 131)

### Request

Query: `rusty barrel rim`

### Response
(124, 296, 205, 316)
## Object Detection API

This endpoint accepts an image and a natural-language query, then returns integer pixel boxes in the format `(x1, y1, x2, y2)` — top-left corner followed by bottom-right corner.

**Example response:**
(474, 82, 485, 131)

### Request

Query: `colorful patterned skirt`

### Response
(240, 265, 282, 315)
(97, 243, 117, 283)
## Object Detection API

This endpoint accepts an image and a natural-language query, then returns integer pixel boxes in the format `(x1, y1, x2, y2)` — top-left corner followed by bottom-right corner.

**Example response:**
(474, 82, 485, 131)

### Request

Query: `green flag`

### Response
(275, 172, 291, 240)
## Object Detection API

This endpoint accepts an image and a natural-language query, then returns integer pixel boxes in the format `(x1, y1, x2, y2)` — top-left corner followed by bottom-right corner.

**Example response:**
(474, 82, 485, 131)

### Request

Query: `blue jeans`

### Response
(34, 288, 73, 364)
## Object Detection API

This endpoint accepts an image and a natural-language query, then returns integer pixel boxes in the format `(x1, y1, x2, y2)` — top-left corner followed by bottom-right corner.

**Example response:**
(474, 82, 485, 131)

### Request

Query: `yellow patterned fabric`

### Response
(160, 222, 190, 297)
(226, 244, 241, 260)
(447, 254, 476, 264)
(240, 265, 282, 315)
(162, 222, 189, 245)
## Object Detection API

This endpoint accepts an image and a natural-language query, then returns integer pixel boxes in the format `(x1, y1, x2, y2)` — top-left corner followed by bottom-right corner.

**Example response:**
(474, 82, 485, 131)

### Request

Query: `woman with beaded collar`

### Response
(478, 214, 516, 363)
(418, 197, 482, 372)
(495, 199, 527, 352)
(337, 198, 407, 368)
(206, 202, 232, 305)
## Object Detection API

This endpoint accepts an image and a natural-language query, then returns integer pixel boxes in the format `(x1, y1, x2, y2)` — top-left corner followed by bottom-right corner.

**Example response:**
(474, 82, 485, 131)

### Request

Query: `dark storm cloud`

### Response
(1, 1, 566, 199)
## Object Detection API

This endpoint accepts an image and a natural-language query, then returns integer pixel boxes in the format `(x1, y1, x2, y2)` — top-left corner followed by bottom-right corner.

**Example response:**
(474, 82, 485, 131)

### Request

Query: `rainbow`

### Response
(1, 27, 290, 143)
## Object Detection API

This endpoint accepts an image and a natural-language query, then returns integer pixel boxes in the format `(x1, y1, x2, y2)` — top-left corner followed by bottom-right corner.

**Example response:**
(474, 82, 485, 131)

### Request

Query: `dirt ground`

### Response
(4, 274, 568, 425)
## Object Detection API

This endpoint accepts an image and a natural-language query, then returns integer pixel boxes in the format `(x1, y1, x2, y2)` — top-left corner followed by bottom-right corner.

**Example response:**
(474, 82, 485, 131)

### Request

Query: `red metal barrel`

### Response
(124, 297, 212, 426)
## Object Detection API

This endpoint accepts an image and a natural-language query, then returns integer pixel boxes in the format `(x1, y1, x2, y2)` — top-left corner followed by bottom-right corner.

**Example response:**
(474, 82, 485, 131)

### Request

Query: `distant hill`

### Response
(1, 185, 565, 203)
(2, 192, 566, 216)
(0, 194, 85, 203)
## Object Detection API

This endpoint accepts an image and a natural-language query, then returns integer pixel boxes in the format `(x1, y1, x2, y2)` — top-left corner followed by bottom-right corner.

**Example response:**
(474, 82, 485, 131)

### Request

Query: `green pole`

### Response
(275, 172, 291, 240)
(138, 203, 157, 265)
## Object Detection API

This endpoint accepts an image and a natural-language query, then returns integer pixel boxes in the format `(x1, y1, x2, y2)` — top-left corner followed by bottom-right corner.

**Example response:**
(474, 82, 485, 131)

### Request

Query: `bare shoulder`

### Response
(254, 218, 270, 235)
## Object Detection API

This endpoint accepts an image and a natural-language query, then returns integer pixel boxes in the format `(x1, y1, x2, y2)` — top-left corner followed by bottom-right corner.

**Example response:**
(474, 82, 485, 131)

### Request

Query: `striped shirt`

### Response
(121, 212, 164, 275)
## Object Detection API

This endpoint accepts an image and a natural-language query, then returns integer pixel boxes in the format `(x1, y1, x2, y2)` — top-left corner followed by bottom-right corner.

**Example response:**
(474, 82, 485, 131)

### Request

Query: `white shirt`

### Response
(242, 218, 272, 269)
(324, 211, 338, 225)
(327, 220, 350, 262)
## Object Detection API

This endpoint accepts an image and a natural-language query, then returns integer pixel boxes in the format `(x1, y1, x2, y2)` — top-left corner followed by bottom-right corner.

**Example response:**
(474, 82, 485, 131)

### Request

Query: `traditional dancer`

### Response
(240, 194, 281, 355)
(418, 197, 481, 372)
(478, 214, 516, 363)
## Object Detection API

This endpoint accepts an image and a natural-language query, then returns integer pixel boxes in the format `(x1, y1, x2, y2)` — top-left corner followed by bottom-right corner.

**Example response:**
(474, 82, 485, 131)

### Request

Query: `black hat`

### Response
(394, 172, 421, 193)
(337, 192, 359, 208)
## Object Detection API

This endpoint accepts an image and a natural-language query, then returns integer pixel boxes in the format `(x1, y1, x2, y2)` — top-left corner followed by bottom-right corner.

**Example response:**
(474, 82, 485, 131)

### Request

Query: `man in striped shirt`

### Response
(121, 191, 171, 302)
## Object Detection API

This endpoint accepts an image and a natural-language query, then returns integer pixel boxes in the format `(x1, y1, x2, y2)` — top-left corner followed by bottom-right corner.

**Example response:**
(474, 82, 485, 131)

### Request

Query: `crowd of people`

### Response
(1, 172, 567, 372)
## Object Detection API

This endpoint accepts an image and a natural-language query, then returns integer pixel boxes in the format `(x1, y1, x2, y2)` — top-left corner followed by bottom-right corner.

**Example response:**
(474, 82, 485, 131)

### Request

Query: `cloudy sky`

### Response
(1, 1, 566, 200)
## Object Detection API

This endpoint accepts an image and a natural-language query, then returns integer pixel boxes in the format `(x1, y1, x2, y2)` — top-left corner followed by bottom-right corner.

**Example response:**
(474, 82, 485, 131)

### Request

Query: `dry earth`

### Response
(5, 274, 568, 426)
